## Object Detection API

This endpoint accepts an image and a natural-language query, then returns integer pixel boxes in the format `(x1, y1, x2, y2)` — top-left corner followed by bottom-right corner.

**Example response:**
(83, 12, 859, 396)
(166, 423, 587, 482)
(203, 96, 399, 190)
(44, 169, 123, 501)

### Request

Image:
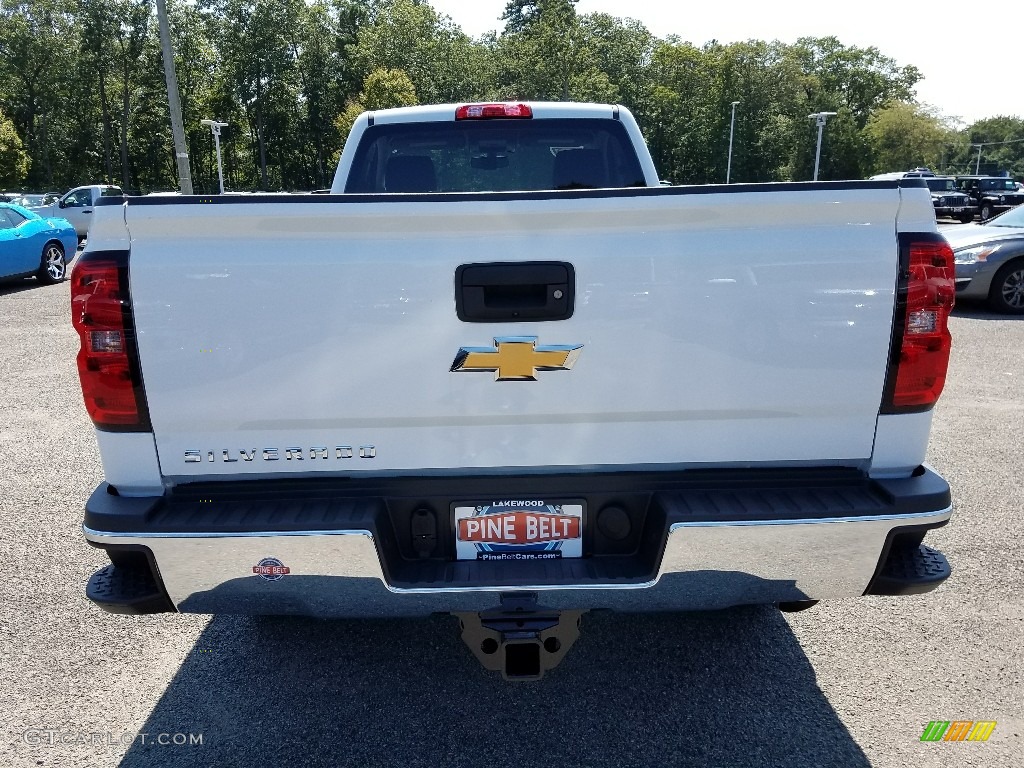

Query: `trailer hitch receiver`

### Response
(455, 593, 584, 681)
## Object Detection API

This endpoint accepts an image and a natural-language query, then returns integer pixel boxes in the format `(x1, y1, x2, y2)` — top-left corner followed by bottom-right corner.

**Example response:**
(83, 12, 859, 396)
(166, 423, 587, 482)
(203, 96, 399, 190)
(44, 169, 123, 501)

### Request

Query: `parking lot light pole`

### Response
(726, 101, 740, 184)
(808, 112, 837, 181)
(201, 119, 229, 194)
(973, 144, 983, 174)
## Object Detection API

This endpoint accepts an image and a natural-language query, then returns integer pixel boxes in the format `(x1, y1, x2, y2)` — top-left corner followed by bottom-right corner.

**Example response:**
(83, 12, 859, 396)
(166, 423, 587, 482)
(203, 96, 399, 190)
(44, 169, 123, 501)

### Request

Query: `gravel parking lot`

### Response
(1, 275, 1021, 768)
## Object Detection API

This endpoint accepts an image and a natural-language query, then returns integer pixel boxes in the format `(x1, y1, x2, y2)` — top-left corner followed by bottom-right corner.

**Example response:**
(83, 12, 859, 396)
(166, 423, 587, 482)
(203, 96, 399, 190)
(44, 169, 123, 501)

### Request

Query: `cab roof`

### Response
(365, 102, 620, 125)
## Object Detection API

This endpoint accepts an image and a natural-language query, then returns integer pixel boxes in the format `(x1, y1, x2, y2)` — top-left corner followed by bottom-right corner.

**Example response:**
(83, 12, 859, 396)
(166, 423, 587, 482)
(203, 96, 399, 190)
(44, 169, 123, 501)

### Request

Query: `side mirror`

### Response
(58, 198, 67, 209)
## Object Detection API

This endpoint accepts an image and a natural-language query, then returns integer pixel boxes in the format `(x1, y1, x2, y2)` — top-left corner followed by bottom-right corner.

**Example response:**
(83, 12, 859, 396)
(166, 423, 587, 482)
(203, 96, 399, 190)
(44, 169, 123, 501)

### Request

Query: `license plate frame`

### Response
(452, 500, 585, 561)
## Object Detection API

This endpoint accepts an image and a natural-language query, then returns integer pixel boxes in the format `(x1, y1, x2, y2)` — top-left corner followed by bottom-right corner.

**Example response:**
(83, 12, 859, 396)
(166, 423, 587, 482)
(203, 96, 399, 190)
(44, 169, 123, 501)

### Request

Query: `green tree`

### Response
(494, 0, 614, 102)
(72, 0, 169, 193)
(164, 0, 223, 193)
(708, 41, 808, 183)
(864, 101, 956, 174)
(2, 1, 1001, 195)
(290, 0, 343, 187)
(359, 66, 418, 109)
(331, 0, 373, 101)
(791, 37, 920, 125)
(579, 14, 655, 113)
(0, 107, 30, 186)
(333, 66, 417, 146)
(500, 0, 577, 34)
(964, 116, 1024, 178)
(351, 0, 488, 105)
(79, 0, 118, 183)
(645, 40, 722, 183)
(108, 0, 155, 191)
(202, 0, 305, 189)
(0, 0, 80, 187)
(787, 37, 922, 179)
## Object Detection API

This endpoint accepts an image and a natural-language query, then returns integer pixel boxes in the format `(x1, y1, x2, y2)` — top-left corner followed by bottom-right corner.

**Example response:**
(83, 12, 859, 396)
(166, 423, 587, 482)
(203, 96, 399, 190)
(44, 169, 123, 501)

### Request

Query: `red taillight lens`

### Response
(884, 236, 955, 411)
(71, 254, 149, 430)
(455, 103, 533, 120)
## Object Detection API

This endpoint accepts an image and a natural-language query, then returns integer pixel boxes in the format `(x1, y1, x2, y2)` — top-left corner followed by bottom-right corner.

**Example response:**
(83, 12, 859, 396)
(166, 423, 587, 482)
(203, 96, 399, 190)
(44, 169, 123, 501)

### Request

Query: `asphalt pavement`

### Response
(0, 275, 1021, 768)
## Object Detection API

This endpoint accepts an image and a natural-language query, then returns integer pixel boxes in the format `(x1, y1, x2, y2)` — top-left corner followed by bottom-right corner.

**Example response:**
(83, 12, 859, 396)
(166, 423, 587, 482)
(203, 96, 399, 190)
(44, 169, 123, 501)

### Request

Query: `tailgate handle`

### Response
(455, 262, 575, 322)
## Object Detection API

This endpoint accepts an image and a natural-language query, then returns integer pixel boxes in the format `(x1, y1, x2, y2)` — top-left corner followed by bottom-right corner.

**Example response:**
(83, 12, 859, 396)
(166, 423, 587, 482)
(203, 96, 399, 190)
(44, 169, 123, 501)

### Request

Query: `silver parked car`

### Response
(10, 192, 61, 208)
(945, 205, 1024, 313)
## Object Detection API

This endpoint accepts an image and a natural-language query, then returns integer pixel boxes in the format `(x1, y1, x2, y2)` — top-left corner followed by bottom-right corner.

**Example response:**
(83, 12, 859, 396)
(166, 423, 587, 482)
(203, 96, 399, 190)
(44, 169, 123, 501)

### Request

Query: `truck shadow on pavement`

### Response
(119, 605, 870, 768)
(951, 303, 1024, 320)
(0, 279, 47, 296)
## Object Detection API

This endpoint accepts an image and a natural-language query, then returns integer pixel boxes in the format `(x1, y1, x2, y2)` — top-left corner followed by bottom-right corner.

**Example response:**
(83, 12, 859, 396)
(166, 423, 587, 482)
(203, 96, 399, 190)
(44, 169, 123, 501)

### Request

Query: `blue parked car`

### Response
(0, 202, 79, 284)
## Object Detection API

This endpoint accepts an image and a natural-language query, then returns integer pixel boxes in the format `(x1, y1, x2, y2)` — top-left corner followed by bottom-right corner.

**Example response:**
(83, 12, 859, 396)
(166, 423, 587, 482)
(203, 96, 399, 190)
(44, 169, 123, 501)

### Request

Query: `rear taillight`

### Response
(882, 234, 955, 413)
(71, 251, 150, 430)
(455, 103, 533, 120)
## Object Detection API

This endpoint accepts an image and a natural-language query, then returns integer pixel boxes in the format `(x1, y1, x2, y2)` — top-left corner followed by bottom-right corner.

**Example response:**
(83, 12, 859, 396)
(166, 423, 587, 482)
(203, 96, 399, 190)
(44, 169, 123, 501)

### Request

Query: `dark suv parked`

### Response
(955, 176, 1024, 221)
(923, 176, 975, 223)
(869, 168, 976, 222)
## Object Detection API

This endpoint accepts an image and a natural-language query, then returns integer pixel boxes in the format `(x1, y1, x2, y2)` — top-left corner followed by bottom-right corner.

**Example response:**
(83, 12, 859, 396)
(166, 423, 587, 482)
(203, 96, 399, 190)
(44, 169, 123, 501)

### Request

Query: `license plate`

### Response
(453, 500, 584, 561)
(952, 207, 964, 213)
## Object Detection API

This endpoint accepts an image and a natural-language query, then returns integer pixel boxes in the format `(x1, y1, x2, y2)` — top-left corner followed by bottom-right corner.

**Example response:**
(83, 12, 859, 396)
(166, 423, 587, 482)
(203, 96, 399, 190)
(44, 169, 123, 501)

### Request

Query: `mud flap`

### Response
(455, 593, 584, 681)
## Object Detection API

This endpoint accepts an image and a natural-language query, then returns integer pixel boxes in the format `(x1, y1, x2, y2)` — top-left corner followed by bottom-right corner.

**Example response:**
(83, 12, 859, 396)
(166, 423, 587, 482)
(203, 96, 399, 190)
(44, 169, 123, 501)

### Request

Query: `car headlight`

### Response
(998, 195, 1005, 203)
(953, 244, 999, 264)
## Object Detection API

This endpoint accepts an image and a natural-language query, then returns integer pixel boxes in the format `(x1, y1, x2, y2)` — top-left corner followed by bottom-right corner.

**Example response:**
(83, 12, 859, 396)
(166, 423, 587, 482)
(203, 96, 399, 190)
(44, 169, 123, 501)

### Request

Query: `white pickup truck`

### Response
(75, 102, 955, 679)
(32, 184, 124, 241)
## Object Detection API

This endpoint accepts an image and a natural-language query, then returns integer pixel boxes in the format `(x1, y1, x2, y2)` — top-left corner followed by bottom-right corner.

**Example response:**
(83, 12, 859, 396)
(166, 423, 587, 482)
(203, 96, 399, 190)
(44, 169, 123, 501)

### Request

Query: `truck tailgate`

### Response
(123, 186, 902, 479)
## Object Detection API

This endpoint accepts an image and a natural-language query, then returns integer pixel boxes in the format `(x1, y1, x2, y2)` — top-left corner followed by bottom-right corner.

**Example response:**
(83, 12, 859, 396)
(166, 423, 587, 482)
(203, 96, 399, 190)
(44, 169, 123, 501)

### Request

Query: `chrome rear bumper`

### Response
(84, 505, 951, 617)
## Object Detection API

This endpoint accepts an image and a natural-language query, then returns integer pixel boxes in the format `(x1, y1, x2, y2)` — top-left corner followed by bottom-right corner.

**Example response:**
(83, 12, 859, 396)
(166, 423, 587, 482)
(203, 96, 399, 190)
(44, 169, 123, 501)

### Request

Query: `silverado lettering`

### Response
(183, 446, 374, 463)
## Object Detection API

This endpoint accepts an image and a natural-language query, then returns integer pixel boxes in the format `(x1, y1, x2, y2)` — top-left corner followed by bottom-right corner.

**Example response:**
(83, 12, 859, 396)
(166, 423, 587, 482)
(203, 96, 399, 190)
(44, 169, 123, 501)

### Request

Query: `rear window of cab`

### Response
(344, 118, 646, 194)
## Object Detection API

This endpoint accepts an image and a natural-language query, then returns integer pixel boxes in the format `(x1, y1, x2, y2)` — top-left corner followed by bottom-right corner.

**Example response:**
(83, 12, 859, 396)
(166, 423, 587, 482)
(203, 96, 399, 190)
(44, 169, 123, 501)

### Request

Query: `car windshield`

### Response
(925, 179, 956, 192)
(985, 204, 1024, 227)
(979, 179, 1018, 191)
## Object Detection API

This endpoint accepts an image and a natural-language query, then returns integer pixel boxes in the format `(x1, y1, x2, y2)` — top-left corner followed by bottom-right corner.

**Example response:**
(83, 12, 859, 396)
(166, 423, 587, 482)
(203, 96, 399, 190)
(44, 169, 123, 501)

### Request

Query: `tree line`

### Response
(1, 0, 1022, 193)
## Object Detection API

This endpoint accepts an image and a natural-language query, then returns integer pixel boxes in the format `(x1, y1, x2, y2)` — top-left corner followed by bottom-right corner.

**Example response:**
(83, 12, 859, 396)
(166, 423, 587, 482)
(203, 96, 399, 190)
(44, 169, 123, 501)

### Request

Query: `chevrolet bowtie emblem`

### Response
(450, 336, 583, 381)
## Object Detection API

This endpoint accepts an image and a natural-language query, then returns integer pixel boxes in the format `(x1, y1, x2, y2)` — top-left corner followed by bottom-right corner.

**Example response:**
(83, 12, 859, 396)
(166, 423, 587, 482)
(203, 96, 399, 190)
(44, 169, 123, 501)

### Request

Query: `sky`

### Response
(427, 0, 1021, 125)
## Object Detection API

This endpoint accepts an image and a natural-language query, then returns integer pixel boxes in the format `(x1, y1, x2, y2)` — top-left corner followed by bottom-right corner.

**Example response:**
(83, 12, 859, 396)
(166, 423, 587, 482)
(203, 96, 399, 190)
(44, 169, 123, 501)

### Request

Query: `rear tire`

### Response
(988, 259, 1024, 314)
(37, 241, 66, 284)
